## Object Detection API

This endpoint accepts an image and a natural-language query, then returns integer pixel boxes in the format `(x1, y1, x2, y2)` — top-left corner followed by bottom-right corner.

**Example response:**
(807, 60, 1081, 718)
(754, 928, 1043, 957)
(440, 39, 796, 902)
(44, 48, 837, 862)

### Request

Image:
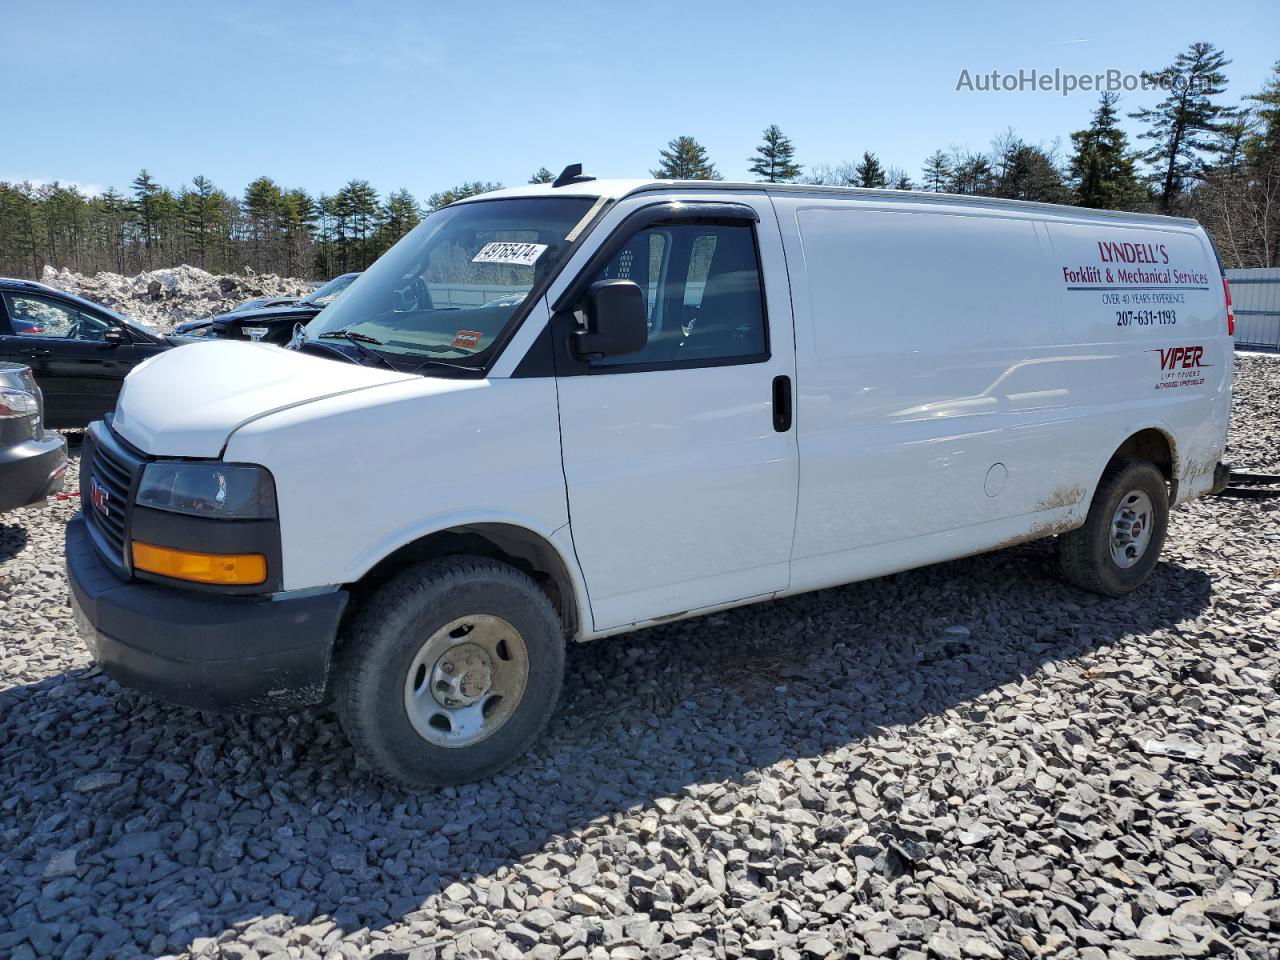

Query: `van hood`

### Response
(112, 340, 416, 457)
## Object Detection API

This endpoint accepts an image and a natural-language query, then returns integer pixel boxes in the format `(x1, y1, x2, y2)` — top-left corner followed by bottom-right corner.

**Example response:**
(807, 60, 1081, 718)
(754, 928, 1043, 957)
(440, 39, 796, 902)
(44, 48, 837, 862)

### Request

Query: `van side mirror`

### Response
(573, 280, 648, 359)
(104, 326, 127, 345)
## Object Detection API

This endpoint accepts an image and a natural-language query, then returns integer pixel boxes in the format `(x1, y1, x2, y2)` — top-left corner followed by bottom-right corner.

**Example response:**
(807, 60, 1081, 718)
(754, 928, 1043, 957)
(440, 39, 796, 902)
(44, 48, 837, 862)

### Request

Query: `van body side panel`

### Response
(776, 194, 1228, 596)
(1038, 219, 1231, 503)
(780, 198, 1087, 589)
(222, 376, 572, 592)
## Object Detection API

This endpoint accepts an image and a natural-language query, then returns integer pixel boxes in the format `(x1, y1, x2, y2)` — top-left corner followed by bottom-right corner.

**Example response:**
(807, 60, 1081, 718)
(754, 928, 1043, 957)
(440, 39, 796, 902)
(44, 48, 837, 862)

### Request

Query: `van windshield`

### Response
(305, 197, 597, 365)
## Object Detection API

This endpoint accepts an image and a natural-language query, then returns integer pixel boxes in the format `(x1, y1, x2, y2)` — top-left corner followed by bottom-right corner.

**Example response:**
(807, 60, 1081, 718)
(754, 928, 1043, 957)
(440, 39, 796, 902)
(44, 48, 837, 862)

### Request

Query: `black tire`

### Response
(335, 556, 565, 789)
(1059, 459, 1169, 597)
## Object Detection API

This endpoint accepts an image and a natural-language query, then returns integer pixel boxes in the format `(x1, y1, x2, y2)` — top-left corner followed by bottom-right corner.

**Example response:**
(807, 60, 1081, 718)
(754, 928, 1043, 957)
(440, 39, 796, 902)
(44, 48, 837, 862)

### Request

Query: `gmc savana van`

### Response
(67, 171, 1234, 787)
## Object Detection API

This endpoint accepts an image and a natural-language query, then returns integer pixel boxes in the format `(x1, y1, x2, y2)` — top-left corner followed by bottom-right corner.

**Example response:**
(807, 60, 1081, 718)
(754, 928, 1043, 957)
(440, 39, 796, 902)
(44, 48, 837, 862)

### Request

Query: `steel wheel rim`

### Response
(1110, 489, 1154, 569)
(403, 614, 529, 748)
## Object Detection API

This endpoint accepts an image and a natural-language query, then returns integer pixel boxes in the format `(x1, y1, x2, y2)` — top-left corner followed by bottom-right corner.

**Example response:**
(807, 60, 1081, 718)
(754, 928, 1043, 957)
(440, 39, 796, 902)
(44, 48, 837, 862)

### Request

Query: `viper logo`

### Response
(90, 476, 110, 518)
(1155, 345, 1207, 370)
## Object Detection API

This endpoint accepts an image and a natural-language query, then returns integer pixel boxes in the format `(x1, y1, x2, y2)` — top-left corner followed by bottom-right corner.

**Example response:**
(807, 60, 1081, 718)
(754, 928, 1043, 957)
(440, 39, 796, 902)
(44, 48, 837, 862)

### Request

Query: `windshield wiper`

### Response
(409, 343, 465, 354)
(317, 329, 399, 370)
(318, 328, 476, 375)
(319, 329, 382, 344)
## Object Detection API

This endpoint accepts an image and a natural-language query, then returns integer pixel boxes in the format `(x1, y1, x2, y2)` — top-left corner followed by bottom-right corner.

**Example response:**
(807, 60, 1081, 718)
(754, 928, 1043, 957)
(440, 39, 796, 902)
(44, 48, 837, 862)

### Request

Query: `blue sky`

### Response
(6, 0, 1276, 200)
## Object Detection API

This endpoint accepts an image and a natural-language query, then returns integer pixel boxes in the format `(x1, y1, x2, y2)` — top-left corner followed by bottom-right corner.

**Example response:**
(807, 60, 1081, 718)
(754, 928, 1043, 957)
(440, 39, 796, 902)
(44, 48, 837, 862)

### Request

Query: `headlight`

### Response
(135, 462, 277, 519)
(0, 388, 38, 419)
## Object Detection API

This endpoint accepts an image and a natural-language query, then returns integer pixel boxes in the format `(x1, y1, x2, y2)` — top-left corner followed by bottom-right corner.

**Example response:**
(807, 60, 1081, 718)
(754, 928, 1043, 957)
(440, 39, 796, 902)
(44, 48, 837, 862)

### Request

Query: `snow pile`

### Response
(39, 265, 314, 333)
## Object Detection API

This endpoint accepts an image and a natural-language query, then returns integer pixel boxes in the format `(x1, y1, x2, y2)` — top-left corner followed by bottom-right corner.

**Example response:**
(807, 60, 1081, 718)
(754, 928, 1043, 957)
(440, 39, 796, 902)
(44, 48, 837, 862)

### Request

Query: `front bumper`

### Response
(0, 432, 66, 512)
(66, 514, 349, 711)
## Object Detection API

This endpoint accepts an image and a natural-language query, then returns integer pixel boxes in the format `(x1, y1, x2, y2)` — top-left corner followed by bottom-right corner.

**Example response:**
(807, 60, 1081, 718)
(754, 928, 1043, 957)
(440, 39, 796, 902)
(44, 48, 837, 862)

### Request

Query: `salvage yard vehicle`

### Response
(181, 272, 361, 344)
(174, 293, 306, 333)
(66, 168, 1234, 788)
(0, 362, 66, 512)
(0, 279, 174, 428)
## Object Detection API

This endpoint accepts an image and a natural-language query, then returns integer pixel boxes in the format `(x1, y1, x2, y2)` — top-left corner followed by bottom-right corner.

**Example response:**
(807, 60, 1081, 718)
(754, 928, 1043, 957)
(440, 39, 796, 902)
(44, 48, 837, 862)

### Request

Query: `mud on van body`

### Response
(67, 174, 1233, 787)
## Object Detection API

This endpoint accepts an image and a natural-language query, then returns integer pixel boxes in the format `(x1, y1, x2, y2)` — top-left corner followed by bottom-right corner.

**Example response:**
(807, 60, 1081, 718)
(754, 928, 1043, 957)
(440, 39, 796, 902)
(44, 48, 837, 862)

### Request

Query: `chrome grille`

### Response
(81, 421, 144, 567)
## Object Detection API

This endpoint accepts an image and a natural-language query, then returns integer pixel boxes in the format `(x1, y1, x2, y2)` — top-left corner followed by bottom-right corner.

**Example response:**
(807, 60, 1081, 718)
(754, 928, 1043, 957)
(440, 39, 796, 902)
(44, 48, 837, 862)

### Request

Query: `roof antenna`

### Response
(552, 163, 596, 188)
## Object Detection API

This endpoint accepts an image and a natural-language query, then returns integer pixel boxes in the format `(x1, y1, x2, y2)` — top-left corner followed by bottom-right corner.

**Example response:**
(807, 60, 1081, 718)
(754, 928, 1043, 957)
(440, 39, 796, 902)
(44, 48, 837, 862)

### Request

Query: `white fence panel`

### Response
(1227, 267, 1280, 351)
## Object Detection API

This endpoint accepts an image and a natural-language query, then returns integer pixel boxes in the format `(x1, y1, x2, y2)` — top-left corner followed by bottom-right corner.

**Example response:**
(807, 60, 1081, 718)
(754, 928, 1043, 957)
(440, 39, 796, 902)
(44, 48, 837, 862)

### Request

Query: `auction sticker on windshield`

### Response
(472, 242, 547, 266)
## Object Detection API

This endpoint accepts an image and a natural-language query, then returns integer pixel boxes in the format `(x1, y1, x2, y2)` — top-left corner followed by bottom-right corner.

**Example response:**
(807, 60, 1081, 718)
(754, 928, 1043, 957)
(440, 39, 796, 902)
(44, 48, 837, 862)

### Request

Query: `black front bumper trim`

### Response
(66, 514, 349, 712)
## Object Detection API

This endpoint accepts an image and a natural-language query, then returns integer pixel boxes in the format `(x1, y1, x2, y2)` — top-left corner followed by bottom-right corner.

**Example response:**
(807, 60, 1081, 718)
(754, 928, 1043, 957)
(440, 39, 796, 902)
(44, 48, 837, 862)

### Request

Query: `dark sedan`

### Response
(0, 278, 175, 428)
(171, 292, 306, 336)
(194, 272, 360, 345)
(0, 362, 66, 511)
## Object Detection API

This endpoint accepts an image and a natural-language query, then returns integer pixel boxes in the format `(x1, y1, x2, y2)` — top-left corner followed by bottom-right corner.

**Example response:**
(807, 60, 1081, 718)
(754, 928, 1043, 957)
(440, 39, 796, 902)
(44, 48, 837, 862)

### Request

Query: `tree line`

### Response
(1, 42, 1276, 280)
(0, 172, 439, 281)
(656, 44, 1278, 268)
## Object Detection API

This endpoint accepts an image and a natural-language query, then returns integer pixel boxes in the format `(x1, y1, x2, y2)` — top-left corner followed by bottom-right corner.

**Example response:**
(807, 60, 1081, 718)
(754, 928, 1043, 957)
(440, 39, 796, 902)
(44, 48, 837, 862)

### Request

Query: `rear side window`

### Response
(593, 222, 768, 369)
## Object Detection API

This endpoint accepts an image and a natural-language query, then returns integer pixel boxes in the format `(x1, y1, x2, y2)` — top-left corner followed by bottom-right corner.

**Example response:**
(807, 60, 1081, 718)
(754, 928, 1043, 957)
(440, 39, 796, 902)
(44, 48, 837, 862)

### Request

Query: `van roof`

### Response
(460, 178, 1199, 227)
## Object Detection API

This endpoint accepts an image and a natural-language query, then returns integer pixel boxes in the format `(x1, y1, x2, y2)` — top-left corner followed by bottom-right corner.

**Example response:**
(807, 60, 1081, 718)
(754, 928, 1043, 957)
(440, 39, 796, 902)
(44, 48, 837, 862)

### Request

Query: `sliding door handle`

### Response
(772, 375, 792, 432)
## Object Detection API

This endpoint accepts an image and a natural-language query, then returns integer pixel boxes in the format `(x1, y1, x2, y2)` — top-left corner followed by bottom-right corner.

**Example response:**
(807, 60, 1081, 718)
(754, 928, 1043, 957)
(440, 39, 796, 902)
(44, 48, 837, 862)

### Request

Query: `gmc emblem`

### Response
(90, 476, 110, 518)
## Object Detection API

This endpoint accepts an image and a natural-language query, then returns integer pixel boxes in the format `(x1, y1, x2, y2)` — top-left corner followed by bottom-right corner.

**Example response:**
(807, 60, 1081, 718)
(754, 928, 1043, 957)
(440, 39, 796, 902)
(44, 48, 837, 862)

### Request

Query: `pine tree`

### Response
(313, 193, 337, 277)
(131, 170, 161, 267)
(528, 167, 554, 184)
(151, 187, 183, 267)
(243, 177, 285, 272)
(652, 136, 722, 180)
(1245, 60, 1280, 164)
(426, 181, 503, 212)
(380, 188, 422, 249)
(281, 188, 316, 276)
(748, 125, 801, 182)
(1191, 60, 1280, 268)
(854, 151, 887, 188)
(1212, 118, 1252, 174)
(883, 168, 912, 190)
(181, 175, 224, 269)
(991, 141, 1069, 203)
(1069, 93, 1146, 210)
(94, 188, 130, 272)
(40, 182, 87, 271)
(948, 151, 994, 195)
(336, 179, 380, 270)
(1130, 42, 1239, 212)
(920, 151, 951, 192)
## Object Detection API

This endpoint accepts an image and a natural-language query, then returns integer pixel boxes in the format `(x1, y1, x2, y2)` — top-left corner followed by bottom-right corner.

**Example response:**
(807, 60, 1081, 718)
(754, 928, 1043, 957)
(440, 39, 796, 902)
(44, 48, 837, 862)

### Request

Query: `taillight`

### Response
(0, 388, 38, 419)
(1223, 276, 1235, 336)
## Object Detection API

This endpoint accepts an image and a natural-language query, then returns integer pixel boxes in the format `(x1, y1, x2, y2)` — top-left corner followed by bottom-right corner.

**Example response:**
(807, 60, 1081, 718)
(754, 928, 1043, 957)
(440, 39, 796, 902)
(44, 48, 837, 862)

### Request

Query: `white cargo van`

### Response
(67, 170, 1234, 787)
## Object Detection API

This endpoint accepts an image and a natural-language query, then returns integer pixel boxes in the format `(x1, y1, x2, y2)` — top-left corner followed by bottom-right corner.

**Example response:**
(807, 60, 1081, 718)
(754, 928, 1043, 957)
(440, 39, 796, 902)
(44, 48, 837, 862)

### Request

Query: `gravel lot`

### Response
(2, 357, 1278, 960)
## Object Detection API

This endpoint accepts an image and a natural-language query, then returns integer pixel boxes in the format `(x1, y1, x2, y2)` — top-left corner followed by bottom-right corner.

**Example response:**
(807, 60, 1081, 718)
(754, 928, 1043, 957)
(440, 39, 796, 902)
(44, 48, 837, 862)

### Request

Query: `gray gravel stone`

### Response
(2, 356, 1280, 958)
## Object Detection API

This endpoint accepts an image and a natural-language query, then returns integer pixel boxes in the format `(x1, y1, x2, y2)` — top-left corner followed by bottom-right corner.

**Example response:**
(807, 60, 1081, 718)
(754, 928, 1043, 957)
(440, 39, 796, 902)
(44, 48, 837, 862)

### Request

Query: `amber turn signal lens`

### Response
(131, 542, 267, 585)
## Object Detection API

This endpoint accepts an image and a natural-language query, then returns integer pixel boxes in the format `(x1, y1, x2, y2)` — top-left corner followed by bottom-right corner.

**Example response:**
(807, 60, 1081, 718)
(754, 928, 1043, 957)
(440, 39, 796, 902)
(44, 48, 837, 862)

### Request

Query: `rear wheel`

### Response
(1059, 460, 1169, 596)
(336, 557, 565, 788)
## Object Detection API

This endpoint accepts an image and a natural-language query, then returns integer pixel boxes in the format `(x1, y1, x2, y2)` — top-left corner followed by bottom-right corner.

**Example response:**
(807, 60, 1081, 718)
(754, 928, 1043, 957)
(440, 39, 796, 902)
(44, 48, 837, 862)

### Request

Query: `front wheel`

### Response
(336, 557, 565, 788)
(1059, 460, 1169, 597)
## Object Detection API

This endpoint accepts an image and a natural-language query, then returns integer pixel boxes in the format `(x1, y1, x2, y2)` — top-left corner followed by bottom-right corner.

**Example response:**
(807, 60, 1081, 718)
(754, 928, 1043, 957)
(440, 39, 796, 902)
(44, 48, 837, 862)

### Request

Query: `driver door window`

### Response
(594, 222, 768, 368)
(4, 293, 111, 341)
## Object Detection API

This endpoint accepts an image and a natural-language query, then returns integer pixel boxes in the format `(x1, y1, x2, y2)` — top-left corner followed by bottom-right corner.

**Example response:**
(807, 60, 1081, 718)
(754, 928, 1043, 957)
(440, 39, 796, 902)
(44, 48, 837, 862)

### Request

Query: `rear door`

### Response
(551, 194, 799, 631)
(0, 291, 137, 428)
